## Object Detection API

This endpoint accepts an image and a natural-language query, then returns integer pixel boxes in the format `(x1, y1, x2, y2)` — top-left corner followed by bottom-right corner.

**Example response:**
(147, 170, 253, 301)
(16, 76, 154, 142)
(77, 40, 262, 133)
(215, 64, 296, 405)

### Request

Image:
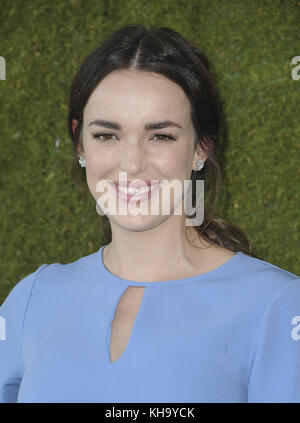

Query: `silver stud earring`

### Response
(78, 155, 86, 167)
(195, 159, 204, 171)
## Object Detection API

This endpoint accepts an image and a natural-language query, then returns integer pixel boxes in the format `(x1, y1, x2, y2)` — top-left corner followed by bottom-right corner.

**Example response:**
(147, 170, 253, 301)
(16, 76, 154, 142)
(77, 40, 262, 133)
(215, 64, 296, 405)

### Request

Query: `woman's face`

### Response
(77, 69, 204, 231)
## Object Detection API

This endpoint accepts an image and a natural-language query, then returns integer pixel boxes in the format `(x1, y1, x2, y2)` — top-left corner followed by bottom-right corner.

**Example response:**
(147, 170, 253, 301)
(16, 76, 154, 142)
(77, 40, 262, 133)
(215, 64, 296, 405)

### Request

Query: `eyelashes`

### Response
(92, 133, 177, 143)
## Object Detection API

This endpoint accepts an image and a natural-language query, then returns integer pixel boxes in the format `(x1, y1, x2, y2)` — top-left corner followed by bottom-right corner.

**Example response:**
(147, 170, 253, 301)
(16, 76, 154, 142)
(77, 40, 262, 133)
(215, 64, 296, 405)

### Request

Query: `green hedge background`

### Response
(0, 0, 299, 303)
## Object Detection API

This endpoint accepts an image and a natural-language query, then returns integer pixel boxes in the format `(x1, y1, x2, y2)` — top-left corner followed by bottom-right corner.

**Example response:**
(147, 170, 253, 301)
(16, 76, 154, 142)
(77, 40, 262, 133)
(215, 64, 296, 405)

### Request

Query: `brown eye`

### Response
(152, 134, 176, 142)
(92, 133, 117, 142)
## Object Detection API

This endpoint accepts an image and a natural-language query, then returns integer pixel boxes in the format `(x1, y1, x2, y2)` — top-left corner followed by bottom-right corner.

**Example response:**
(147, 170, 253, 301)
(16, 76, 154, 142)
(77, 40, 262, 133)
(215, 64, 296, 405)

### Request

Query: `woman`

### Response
(0, 25, 299, 403)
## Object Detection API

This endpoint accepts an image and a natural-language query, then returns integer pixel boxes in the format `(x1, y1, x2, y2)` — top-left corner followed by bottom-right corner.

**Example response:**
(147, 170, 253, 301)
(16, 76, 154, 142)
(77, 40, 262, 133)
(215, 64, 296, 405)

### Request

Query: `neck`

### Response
(102, 215, 211, 282)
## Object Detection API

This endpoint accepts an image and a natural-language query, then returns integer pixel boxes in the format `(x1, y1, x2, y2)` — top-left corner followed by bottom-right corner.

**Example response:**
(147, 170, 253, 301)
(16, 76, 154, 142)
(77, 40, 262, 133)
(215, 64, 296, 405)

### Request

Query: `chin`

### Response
(108, 213, 169, 232)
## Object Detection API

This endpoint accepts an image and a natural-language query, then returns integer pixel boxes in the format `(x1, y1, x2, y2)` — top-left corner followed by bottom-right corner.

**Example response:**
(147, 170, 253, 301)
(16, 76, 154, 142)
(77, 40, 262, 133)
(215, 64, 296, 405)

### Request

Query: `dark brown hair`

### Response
(68, 24, 260, 258)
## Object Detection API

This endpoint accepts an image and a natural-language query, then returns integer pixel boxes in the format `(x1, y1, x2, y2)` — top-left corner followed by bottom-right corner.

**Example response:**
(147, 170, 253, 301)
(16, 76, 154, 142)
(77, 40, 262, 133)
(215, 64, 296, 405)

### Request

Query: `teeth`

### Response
(118, 186, 145, 194)
(117, 182, 161, 195)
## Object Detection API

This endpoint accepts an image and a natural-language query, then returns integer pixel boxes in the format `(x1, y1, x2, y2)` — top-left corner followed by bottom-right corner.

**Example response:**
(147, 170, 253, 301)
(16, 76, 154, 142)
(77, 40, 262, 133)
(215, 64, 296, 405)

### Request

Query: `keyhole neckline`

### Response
(107, 285, 146, 364)
(98, 245, 244, 287)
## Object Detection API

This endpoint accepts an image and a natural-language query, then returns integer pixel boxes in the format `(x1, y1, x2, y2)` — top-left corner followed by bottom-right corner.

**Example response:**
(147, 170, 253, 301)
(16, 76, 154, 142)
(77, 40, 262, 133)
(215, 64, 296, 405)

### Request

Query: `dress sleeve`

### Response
(248, 277, 300, 402)
(0, 264, 48, 403)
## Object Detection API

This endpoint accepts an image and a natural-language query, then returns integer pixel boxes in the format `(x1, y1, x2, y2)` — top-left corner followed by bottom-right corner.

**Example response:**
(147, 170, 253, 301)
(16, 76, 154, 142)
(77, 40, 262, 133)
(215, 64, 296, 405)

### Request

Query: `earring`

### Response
(195, 159, 204, 171)
(78, 155, 86, 167)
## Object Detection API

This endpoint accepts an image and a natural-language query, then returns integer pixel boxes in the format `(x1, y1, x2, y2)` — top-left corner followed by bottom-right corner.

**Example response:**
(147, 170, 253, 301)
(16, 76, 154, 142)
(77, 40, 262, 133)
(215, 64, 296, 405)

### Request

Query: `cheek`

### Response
(84, 151, 116, 200)
(85, 149, 116, 176)
(158, 150, 190, 177)
(87, 155, 103, 174)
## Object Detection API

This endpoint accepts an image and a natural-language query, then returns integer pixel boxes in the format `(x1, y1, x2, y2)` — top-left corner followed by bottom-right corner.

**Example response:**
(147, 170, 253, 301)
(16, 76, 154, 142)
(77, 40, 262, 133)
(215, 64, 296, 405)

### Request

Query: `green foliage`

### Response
(0, 0, 299, 302)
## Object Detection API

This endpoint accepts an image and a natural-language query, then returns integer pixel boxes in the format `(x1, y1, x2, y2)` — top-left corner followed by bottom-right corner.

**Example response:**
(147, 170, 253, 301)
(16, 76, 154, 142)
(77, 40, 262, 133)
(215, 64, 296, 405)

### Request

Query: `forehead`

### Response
(84, 69, 191, 122)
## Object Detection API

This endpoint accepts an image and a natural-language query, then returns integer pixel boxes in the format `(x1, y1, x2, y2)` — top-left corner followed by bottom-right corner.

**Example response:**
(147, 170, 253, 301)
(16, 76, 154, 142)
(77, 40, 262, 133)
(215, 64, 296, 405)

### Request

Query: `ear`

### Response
(76, 144, 84, 156)
(193, 135, 213, 163)
(193, 143, 207, 163)
(72, 119, 78, 134)
(72, 119, 84, 156)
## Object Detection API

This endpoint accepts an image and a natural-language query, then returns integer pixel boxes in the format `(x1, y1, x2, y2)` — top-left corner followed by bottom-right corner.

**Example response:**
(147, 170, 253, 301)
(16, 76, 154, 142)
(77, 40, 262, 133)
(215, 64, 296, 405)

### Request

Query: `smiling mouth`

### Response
(110, 180, 163, 204)
(115, 181, 162, 196)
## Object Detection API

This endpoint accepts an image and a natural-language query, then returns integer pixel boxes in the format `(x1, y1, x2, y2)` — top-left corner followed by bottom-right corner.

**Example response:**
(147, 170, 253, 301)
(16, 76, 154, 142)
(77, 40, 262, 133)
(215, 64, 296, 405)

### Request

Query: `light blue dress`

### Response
(0, 245, 300, 403)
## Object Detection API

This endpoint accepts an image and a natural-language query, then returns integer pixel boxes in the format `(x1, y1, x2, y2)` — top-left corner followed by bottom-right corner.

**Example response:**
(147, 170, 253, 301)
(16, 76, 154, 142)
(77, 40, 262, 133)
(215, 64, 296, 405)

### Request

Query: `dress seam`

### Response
(20, 264, 49, 373)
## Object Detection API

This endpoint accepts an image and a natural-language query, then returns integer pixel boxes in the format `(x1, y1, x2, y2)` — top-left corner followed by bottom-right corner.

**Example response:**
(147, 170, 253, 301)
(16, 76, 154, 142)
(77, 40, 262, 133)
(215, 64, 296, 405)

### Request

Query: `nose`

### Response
(119, 141, 146, 176)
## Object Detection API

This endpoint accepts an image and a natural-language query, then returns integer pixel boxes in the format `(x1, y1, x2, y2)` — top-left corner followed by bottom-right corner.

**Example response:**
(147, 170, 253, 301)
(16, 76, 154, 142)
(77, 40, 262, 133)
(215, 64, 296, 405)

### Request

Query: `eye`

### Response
(92, 133, 177, 143)
(92, 133, 118, 143)
(152, 134, 177, 143)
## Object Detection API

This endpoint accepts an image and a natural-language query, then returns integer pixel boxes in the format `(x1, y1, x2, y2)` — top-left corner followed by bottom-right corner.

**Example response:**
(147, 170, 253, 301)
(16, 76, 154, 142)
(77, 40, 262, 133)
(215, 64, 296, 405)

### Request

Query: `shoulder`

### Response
(0, 264, 48, 309)
(203, 241, 299, 283)
(200, 243, 299, 289)
(1, 248, 100, 308)
(204, 244, 300, 310)
(235, 250, 299, 286)
(28, 248, 101, 292)
(226, 249, 300, 315)
(0, 264, 49, 335)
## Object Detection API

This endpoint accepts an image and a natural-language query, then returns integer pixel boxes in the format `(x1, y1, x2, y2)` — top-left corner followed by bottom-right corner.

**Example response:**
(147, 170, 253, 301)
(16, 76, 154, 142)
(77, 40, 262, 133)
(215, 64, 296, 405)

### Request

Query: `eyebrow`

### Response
(88, 119, 183, 130)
